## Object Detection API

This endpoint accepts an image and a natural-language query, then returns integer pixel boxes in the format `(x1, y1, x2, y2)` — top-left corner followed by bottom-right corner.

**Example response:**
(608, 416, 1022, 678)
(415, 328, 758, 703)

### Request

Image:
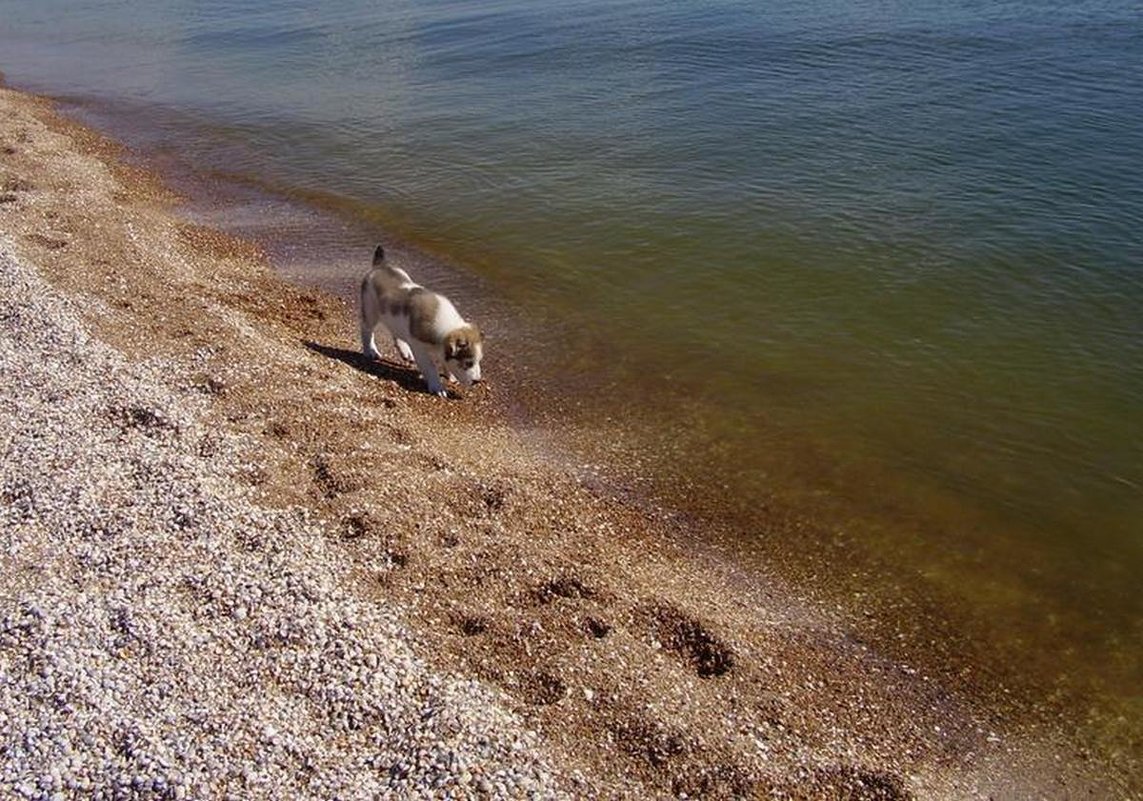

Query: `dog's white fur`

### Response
(360, 245, 484, 397)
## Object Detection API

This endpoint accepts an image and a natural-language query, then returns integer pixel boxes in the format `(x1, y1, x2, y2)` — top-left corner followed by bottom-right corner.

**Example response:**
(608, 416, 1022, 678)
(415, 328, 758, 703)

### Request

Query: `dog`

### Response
(360, 245, 483, 397)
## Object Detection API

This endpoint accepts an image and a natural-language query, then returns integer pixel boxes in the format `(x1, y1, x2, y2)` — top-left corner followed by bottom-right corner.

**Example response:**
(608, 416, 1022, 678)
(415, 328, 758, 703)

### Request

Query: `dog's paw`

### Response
(433, 388, 449, 399)
(395, 339, 415, 362)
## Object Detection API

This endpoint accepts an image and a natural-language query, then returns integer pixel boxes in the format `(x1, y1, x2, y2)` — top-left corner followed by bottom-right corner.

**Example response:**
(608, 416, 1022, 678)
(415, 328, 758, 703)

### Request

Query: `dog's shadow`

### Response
(303, 340, 442, 396)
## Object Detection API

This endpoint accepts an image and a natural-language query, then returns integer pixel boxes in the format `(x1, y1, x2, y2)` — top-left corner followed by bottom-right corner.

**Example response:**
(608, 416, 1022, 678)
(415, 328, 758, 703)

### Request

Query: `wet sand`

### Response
(0, 84, 1133, 798)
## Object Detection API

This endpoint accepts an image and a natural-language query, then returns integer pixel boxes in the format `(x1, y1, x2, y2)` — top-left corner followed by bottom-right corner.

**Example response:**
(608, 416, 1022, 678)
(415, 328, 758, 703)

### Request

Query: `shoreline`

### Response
(0, 84, 1133, 798)
(47, 80, 1142, 746)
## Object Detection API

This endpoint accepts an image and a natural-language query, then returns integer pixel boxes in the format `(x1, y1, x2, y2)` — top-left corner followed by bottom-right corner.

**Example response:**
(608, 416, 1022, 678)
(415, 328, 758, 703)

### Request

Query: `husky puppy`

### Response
(360, 245, 483, 397)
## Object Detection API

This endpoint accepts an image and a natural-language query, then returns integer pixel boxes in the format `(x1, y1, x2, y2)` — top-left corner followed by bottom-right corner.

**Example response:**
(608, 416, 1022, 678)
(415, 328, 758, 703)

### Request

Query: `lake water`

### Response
(2, 0, 1140, 735)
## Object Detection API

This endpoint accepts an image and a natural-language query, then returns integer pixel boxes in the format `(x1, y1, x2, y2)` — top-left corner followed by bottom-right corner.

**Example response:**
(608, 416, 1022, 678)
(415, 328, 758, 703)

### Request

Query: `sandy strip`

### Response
(0, 85, 1131, 799)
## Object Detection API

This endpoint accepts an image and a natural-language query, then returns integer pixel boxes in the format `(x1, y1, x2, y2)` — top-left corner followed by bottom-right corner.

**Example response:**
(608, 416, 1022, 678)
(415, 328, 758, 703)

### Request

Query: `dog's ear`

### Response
(372, 244, 385, 265)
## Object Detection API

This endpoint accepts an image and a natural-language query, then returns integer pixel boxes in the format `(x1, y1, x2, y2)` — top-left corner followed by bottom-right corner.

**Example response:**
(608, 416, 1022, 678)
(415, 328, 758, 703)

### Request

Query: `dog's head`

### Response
(443, 325, 484, 387)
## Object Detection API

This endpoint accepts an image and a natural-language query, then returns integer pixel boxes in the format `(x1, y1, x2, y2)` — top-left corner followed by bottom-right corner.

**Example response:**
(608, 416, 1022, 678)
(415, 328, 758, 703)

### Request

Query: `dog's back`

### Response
(361, 245, 414, 296)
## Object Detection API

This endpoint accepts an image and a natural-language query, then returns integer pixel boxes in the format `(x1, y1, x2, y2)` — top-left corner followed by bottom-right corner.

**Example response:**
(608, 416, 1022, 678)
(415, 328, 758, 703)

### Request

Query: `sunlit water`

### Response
(2, 0, 1140, 730)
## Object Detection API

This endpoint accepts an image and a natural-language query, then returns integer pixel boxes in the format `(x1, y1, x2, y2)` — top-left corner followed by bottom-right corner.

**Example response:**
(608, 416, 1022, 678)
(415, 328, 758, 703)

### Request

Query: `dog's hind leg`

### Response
(361, 322, 382, 361)
(393, 338, 415, 362)
(360, 286, 383, 361)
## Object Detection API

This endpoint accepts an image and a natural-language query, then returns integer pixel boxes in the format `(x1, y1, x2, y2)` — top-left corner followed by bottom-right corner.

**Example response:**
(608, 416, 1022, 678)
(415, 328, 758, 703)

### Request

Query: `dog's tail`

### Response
(373, 244, 385, 266)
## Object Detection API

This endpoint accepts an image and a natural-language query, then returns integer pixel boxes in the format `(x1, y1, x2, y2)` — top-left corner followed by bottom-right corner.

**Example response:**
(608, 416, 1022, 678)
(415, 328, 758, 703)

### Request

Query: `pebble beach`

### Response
(0, 85, 1134, 800)
(0, 242, 573, 799)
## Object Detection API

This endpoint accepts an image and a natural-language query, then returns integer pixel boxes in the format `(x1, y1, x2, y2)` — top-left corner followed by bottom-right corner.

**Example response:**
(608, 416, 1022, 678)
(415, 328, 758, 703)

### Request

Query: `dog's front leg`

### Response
(411, 346, 448, 397)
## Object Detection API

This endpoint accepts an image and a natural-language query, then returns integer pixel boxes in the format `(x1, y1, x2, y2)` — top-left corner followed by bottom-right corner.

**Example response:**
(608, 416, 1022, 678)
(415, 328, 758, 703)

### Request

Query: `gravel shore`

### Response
(0, 84, 1132, 799)
(0, 241, 581, 799)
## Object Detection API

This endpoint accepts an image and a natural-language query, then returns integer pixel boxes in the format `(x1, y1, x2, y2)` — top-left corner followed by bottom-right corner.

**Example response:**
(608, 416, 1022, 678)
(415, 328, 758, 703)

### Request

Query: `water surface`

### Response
(2, 0, 1140, 739)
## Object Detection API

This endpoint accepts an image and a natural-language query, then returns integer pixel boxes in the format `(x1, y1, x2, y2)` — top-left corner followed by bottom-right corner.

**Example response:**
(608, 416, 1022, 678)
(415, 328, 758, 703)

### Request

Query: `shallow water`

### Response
(2, 0, 1140, 724)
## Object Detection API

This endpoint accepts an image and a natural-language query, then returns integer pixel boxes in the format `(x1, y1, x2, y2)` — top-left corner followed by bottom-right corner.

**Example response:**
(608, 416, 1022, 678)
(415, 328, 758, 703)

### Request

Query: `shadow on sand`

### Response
(302, 340, 440, 397)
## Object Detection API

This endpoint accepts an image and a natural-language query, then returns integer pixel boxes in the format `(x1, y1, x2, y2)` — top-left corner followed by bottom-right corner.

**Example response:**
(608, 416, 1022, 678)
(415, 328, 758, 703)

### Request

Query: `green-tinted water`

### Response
(1, 0, 1139, 735)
